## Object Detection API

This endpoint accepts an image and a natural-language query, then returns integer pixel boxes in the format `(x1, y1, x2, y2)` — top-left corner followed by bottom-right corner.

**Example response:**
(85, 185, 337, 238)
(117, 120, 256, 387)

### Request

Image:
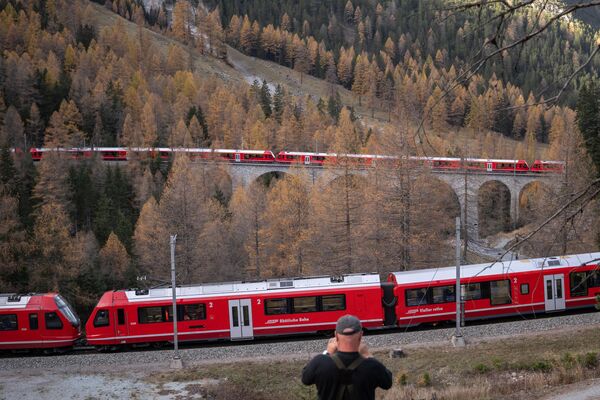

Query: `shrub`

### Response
(530, 360, 552, 373)
(561, 353, 575, 368)
(418, 372, 432, 387)
(398, 373, 408, 386)
(491, 358, 508, 370)
(473, 363, 491, 374)
(581, 352, 598, 369)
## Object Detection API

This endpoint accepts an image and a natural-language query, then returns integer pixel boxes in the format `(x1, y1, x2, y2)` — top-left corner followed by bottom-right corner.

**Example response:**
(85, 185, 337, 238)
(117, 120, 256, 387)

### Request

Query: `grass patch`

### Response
(143, 326, 600, 400)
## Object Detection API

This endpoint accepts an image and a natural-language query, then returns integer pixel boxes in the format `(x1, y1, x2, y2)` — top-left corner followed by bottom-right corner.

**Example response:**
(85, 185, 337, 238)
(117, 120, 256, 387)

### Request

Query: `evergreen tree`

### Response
(273, 84, 285, 123)
(259, 80, 272, 117)
(576, 82, 600, 175)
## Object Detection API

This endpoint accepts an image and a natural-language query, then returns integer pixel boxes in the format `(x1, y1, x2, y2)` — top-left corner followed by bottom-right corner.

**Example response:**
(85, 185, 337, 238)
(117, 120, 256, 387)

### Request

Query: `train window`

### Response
(520, 283, 530, 295)
(321, 295, 346, 311)
(490, 280, 511, 305)
(93, 309, 110, 327)
(0, 314, 17, 331)
(570, 272, 588, 297)
(405, 288, 429, 307)
(432, 286, 455, 304)
(462, 283, 482, 301)
(178, 304, 206, 321)
(45, 312, 63, 330)
(138, 306, 172, 323)
(29, 313, 38, 330)
(117, 309, 125, 325)
(265, 298, 289, 315)
(242, 306, 250, 327)
(293, 297, 318, 313)
(590, 271, 600, 287)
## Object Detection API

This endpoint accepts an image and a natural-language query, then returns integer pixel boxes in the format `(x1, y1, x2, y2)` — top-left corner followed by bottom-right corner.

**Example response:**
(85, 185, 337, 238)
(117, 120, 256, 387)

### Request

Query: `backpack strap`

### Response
(330, 353, 365, 400)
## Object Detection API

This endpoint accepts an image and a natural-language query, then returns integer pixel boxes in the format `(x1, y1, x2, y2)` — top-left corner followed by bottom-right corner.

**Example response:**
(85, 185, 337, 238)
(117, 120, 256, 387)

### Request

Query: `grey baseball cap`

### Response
(335, 315, 362, 335)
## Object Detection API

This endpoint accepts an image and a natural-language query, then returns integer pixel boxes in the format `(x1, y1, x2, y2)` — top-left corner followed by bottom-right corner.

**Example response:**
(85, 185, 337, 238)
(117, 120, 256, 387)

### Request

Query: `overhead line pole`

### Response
(170, 234, 183, 369)
(452, 217, 465, 347)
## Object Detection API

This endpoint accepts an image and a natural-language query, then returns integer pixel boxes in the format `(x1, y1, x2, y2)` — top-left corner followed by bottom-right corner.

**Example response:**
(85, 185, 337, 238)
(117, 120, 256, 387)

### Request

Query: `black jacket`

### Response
(301, 351, 393, 400)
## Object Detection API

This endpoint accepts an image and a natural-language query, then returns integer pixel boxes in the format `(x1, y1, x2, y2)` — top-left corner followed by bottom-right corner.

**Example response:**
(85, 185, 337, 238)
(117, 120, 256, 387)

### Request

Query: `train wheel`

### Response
(152, 341, 166, 349)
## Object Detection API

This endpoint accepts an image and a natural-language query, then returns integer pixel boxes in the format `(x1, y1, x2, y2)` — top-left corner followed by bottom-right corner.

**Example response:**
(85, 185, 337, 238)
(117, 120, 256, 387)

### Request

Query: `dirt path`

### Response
(540, 379, 600, 400)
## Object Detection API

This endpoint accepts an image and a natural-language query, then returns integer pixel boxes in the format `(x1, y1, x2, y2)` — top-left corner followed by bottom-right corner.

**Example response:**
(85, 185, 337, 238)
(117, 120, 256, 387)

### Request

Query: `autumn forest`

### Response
(1, 0, 599, 318)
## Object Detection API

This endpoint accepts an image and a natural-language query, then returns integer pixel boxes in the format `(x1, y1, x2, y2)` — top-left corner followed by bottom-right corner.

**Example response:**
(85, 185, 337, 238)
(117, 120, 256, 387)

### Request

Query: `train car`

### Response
(0, 293, 81, 352)
(86, 273, 389, 350)
(276, 151, 390, 167)
(277, 151, 330, 165)
(213, 149, 276, 163)
(388, 252, 600, 327)
(530, 160, 565, 173)
(96, 147, 128, 161)
(29, 147, 94, 161)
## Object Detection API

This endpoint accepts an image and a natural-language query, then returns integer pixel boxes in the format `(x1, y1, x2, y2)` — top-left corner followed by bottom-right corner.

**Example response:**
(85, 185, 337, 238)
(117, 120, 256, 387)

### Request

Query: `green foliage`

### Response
(579, 352, 598, 369)
(75, 24, 96, 49)
(92, 167, 137, 250)
(327, 91, 342, 123)
(576, 81, 600, 176)
(418, 372, 432, 387)
(473, 363, 491, 374)
(259, 80, 272, 118)
(399, 373, 407, 386)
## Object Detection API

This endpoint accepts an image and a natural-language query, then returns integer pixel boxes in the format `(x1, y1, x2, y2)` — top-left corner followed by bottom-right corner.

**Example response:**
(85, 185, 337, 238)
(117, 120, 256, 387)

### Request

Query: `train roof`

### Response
(0, 294, 36, 309)
(123, 273, 381, 302)
(389, 252, 600, 285)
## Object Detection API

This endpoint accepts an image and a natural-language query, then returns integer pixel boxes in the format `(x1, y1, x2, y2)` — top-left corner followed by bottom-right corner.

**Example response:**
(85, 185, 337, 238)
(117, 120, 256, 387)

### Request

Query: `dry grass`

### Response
(142, 325, 600, 400)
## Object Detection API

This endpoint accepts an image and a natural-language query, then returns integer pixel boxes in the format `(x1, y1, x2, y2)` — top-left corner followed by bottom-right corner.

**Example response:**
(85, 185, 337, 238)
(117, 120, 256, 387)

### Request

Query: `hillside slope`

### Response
(87, 1, 542, 158)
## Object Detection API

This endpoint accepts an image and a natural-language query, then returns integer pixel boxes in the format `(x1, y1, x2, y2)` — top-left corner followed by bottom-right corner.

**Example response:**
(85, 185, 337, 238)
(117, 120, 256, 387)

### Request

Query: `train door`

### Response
(304, 156, 311, 165)
(228, 299, 253, 340)
(544, 274, 566, 312)
(235, 153, 241, 162)
(486, 162, 493, 172)
(115, 308, 128, 339)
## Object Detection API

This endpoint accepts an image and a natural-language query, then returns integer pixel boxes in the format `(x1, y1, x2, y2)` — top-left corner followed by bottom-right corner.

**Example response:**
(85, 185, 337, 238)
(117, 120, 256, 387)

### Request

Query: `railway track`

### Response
(3, 309, 599, 369)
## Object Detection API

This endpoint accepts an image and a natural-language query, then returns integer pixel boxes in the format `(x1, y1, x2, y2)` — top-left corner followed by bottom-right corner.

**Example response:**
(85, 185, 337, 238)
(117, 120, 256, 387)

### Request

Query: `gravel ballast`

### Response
(2, 311, 600, 371)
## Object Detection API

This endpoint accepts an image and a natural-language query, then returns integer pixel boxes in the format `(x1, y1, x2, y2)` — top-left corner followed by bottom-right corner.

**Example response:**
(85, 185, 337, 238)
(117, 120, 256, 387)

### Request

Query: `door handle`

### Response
(189, 325, 204, 329)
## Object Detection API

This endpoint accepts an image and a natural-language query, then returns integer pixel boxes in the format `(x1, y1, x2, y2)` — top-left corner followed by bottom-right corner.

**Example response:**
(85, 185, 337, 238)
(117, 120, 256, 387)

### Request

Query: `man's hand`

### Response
(326, 337, 338, 354)
(359, 343, 372, 358)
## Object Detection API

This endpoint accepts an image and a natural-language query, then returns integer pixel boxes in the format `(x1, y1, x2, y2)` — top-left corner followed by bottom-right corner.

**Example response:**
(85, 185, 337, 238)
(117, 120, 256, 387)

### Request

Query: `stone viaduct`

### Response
(199, 162, 561, 242)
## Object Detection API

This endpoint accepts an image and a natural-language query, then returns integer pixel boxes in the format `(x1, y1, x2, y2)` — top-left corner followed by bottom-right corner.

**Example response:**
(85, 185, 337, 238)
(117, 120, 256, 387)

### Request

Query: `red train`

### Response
(3, 252, 596, 352)
(0, 293, 81, 352)
(84, 252, 600, 350)
(24, 147, 564, 174)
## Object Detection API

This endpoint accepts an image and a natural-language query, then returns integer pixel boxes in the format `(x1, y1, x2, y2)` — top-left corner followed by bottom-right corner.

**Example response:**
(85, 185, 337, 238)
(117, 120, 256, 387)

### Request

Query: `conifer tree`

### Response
(98, 232, 130, 288)
(134, 196, 169, 279)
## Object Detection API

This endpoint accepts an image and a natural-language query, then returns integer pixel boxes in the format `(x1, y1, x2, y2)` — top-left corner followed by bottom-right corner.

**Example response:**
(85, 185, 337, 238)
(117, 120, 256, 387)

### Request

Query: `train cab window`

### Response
(94, 309, 110, 327)
(570, 271, 588, 297)
(265, 298, 289, 315)
(178, 304, 206, 321)
(490, 280, 511, 305)
(0, 314, 17, 331)
(462, 283, 482, 301)
(406, 288, 429, 307)
(321, 294, 346, 311)
(45, 312, 63, 330)
(520, 283, 530, 295)
(293, 297, 318, 313)
(432, 285, 455, 304)
(29, 313, 38, 330)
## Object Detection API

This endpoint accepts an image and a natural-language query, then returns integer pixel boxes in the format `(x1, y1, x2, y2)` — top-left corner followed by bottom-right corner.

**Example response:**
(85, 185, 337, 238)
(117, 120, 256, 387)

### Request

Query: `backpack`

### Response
(330, 353, 365, 400)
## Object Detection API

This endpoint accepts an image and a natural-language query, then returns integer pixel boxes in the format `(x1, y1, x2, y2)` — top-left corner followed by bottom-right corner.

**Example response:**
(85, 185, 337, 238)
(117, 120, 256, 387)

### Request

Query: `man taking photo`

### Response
(301, 314, 393, 400)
